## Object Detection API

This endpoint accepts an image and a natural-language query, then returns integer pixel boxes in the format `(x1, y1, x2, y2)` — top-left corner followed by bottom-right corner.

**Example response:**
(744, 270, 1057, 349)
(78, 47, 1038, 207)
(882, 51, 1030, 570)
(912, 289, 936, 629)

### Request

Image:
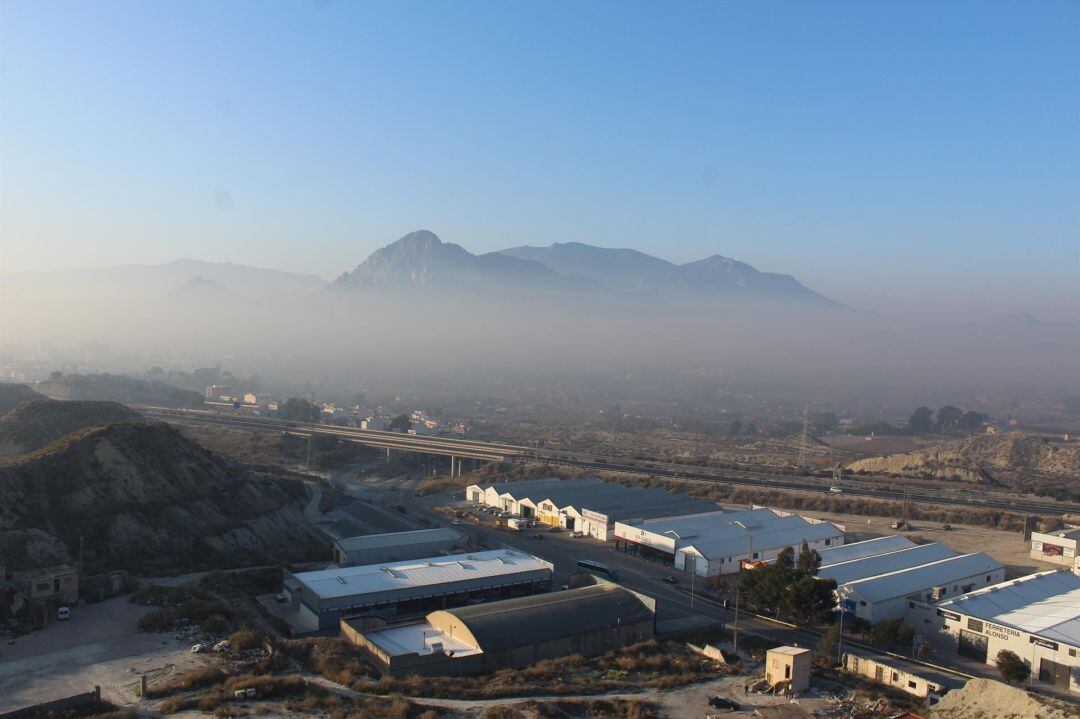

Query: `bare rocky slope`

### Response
(847, 432, 1080, 500)
(0, 399, 144, 456)
(0, 383, 47, 414)
(0, 422, 322, 573)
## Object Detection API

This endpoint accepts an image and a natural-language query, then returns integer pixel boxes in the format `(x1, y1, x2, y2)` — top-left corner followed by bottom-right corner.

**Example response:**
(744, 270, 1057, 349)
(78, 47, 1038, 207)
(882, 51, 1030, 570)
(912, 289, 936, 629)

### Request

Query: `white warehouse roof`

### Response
(817, 535, 915, 566)
(334, 527, 464, 553)
(295, 549, 552, 600)
(626, 508, 782, 541)
(819, 543, 958, 585)
(844, 553, 1004, 603)
(683, 521, 843, 561)
(936, 570, 1080, 647)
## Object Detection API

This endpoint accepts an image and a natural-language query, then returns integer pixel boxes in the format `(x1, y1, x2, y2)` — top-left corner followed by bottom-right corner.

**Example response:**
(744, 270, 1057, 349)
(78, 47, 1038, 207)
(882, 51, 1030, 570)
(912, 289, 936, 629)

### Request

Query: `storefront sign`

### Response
(937, 610, 961, 621)
(1029, 636, 1059, 650)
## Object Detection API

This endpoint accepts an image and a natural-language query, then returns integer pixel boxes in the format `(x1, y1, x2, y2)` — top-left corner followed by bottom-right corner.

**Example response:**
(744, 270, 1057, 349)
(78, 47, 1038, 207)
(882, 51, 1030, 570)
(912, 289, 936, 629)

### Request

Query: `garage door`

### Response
(958, 630, 988, 662)
(1039, 658, 1071, 688)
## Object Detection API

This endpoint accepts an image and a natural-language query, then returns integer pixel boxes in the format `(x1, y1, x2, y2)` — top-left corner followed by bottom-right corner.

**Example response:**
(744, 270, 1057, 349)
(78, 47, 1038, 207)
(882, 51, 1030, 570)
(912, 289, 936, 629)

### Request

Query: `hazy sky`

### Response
(1, 1, 1077, 319)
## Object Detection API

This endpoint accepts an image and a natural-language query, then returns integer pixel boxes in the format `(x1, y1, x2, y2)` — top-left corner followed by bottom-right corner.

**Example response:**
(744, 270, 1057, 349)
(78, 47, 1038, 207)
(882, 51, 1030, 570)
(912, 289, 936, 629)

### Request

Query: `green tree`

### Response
(958, 410, 986, 431)
(785, 576, 838, 625)
(284, 397, 320, 422)
(995, 649, 1030, 684)
(870, 619, 915, 651)
(907, 407, 933, 434)
(937, 405, 963, 429)
(795, 541, 821, 579)
(48, 370, 63, 381)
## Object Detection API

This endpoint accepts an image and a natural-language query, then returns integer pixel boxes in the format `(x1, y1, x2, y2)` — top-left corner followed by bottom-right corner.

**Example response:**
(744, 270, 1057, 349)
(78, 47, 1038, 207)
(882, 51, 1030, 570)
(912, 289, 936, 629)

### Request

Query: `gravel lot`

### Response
(0, 595, 208, 712)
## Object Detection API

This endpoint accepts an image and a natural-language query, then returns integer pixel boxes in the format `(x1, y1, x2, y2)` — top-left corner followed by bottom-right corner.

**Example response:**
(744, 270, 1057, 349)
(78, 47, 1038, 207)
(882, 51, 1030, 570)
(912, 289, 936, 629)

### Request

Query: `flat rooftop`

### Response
(937, 570, 1080, 647)
(334, 527, 464, 553)
(294, 549, 552, 600)
(361, 621, 482, 658)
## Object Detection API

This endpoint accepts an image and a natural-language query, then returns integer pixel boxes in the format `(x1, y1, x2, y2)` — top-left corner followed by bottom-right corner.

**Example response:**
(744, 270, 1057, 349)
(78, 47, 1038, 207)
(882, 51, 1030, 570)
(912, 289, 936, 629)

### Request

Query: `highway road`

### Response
(138, 405, 1080, 517)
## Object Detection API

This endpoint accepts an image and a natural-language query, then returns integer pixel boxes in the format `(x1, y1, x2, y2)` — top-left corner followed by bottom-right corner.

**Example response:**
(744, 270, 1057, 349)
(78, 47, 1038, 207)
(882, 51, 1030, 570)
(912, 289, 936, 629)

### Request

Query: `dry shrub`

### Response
(228, 627, 267, 651)
(147, 665, 228, 697)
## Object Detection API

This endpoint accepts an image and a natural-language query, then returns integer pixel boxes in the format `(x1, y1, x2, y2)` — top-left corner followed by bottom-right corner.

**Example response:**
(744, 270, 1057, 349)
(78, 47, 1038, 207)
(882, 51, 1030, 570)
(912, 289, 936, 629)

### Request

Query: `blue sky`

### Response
(1, 0, 1077, 318)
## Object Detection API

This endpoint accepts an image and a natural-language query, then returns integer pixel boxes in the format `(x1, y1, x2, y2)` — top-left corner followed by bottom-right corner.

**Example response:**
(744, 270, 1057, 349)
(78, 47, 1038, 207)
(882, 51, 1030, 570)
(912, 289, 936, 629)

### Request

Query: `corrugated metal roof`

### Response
(844, 553, 1004, 603)
(334, 528, 464, 553)
(819, 543, 958, 585)
(936, 570, 1080, 646)
(436, 582, 655, 651)
(682, 521, 843, 561)
(817, 535, 915, 566)
(295, 549, 552, 600)
(624, 508, 783, 541)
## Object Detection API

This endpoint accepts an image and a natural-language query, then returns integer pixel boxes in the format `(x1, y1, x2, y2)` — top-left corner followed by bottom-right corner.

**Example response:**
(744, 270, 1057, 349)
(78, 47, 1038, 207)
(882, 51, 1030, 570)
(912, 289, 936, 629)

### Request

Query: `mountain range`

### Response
(334, 230, 841, 306)
(1, 230, 841, 308)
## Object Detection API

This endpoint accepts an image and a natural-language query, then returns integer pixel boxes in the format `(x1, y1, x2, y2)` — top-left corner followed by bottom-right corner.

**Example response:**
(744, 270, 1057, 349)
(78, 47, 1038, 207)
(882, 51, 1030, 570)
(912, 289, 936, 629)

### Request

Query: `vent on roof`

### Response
(734, 520, 760, 530)
(336, 576, 346, 584)
(459, 562, 474, 570)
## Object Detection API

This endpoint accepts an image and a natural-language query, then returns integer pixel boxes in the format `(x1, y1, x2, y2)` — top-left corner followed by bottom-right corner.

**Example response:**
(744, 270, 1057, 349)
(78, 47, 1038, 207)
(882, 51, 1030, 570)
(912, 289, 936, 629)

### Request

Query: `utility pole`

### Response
(836, 590, 846, 665)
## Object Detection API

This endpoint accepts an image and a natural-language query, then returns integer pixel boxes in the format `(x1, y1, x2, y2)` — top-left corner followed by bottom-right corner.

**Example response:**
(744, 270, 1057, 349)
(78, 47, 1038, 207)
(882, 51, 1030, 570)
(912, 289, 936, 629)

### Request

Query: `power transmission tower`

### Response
(797, 403, 810, 470)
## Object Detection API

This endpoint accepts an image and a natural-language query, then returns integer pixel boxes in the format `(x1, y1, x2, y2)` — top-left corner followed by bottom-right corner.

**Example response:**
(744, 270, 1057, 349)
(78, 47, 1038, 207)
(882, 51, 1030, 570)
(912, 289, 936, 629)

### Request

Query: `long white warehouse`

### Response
(615, 507, 845, 576)
(912, 570, 1080, 695)
(281, 549, 553, 632)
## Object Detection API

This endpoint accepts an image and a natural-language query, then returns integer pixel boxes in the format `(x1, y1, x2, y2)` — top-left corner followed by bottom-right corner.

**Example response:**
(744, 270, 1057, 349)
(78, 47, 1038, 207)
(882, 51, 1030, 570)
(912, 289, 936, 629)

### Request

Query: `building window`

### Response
(825, 538, 832, 546)
(1070, 648, 1076, 657)
(891, 672, 899, 681)
(859, 600, 866, 606)
(908, 681, 917, 689)
(36, 582, 50, 592)
(752, 553, 759, 559)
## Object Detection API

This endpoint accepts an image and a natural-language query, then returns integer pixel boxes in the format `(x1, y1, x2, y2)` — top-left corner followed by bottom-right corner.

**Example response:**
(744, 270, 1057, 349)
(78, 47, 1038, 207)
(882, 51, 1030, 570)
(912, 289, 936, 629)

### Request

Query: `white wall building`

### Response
(1031, 527, 1080, 568)
(839, 552, 1005, 623)
(912, 570, 1080, 695)
(615, 508, 844, 573)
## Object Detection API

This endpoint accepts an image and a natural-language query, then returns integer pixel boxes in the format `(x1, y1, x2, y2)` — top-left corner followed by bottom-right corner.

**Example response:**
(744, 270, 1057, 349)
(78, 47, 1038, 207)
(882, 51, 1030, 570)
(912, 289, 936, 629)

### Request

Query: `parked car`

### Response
(191, 643, 206, 654)
(56, 606, 70, 621)
(570, 531, 583, 538)
(707, 696, 739, 712)
(660, 576, 678, 584)
(829, 486, 843, 493)
(452, 519, 463, 526)
(213, 640, 232, 653)
(275, 593, 287, 603)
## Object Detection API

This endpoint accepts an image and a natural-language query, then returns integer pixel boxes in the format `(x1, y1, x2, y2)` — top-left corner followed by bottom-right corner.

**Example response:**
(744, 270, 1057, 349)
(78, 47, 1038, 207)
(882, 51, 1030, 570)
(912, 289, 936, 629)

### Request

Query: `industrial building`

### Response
(841, 653, 955, 700)
(765, 646, 812, 693)
(281, 549, 553, 632)
(837, 552, 1005, 623)
(466, 477, 717, 540)
(332, 528, 466, 566)
(816, 535, 915, 566)
(343, 581, 656, 675)
(614, 507, 844, 576)
(913, 570, 1080, 694)
(1030, 527, 1080, 569)
(819, 543, 960, 585)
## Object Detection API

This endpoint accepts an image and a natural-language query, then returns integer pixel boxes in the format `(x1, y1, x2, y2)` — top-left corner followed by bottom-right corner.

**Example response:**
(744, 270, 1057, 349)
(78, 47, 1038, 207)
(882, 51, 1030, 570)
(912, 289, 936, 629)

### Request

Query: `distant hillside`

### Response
(0, 400, 144, 456)
(35, 373, 203, 407)
(0, 384, 46, 414)
(1, 258, 326, 303)
(500, 241, 841, 306)
(847, 432, 1080, 501)
(0, 422, 322, 572)
(333, 230, 591, 294)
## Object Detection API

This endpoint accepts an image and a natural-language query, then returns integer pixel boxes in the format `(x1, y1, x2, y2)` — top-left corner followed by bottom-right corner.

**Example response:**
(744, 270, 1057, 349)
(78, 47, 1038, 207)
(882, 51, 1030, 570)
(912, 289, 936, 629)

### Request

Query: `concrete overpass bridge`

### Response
(137, 406, 526, 473)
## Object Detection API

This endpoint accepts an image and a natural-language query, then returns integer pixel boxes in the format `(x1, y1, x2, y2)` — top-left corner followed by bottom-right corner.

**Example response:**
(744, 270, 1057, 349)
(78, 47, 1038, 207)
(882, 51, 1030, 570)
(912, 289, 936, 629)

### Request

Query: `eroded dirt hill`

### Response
(0, 399, 144, 456)
(0, 422, 322, 572)
(847, 431, 1080, 500)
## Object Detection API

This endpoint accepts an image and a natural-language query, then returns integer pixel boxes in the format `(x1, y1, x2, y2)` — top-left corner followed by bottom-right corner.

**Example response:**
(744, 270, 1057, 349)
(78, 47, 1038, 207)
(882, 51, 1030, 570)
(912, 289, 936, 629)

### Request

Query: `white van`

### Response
(57, 606, 70, 620)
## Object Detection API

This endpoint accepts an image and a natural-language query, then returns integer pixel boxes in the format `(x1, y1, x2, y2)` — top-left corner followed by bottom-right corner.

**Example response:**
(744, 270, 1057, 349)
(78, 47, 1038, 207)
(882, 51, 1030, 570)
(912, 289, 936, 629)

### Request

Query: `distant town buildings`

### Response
(1030, 527, 1080, 569)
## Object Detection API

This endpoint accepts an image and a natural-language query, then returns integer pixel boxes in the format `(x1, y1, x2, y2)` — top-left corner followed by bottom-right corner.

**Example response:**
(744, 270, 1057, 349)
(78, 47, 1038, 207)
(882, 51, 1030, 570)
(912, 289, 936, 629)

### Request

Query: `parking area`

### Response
(0, 595, 209, 712)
